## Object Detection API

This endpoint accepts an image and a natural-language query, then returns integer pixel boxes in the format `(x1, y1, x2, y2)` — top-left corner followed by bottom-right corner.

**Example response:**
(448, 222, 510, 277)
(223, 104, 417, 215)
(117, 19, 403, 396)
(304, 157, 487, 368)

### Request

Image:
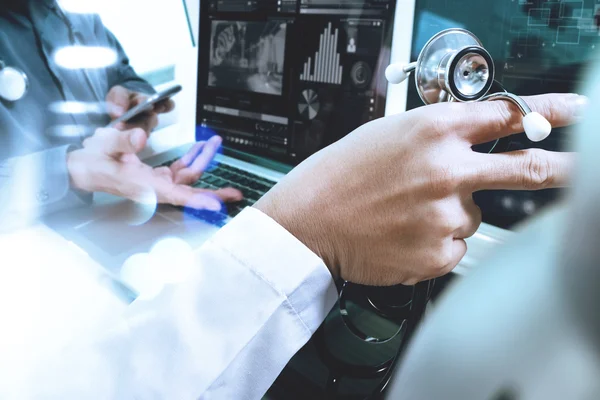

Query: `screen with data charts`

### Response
(198, 0, 396, 165)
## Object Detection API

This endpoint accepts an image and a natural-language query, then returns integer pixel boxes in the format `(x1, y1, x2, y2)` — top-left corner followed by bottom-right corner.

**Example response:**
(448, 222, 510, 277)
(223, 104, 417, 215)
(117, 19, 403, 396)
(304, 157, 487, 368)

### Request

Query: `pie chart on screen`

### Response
(298, 89, 320, 120)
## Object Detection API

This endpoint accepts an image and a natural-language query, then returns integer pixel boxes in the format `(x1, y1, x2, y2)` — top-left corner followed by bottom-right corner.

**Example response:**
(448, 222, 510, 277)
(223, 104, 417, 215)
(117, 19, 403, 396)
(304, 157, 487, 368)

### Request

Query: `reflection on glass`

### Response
(48, 101, 106, 115)
(54, 46, 118, 70)
(120, 237, 195, 300)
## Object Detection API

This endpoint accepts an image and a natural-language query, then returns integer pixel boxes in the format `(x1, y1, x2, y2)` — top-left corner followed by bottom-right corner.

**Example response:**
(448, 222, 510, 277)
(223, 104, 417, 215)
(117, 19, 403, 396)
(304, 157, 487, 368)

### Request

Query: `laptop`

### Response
(44, 0, 401, 296)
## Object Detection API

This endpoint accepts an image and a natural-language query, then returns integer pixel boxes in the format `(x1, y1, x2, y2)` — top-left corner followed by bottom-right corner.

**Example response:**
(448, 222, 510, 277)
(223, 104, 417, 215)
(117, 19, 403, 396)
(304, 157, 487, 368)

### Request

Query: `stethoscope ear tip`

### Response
(385, 63, 410, 85)
(386, 28, 554, 144)
(523, 112, 552, 142)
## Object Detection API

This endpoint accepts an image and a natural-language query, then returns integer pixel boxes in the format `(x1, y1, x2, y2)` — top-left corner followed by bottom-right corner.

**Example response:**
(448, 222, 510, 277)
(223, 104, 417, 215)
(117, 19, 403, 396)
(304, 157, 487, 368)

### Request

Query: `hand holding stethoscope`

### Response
(0, 59, 28, 102)
(385, 28, 552, 142)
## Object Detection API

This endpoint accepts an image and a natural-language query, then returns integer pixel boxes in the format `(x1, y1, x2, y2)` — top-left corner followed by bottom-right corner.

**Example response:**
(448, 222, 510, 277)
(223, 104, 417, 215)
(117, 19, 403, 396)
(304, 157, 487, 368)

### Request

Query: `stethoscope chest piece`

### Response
(415, 28, 494, 105)
(386, 28, 551, 142)
(0, 62, 28, 102)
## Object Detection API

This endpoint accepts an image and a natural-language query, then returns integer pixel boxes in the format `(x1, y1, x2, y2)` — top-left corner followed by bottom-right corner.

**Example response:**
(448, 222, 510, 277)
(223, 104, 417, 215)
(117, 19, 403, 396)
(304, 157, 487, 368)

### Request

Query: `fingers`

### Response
(123, 112, 159, 135)
(85, 127, 147, 156)
(158, 184, 222, 211)
(174, 136, 223, 185)
(439, 93, 586, 145)
(189, 135, 222, 171)
(131, 92, 150, 107)
(106, 87, 158, 134)
(105, 86, 133, 119)
(454, 196, 482, 239)
(112, 121, 126, 131)
(125, 168, 239, 212)
(169, 142, 206, 172)
(470, 149, 575, 191)
(442, 239, 467, 275)
(419, 239, 468, 282)
(157, 184, 242, 209)
(213, 187, 244, 202)
(152, 166, 173, 177)
(154, 99, 176, 114)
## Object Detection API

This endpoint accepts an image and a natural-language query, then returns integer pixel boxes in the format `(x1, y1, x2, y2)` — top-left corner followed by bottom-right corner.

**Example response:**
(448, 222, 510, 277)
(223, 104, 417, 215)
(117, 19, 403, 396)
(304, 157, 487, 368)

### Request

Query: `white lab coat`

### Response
(25, 207, 338, 399)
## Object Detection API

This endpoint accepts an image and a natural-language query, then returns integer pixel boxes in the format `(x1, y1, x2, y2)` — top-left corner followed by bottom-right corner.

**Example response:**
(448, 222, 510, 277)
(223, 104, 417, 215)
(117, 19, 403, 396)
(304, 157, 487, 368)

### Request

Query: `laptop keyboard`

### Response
(158, 159, 277, 227)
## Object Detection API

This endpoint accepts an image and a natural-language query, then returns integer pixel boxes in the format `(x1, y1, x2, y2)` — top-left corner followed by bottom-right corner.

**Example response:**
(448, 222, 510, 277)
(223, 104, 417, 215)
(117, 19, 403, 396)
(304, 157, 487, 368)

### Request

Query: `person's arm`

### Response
(0, 146, 90, 231)
(27, 207, 338, 399)
(91, 15, 154, 95)
(91, 14, 175, 133)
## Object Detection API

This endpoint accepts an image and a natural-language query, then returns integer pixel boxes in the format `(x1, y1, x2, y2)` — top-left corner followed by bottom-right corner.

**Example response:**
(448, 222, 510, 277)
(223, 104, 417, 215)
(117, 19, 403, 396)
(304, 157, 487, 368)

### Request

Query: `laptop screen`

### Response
(406, 0, 600, 229)
(196, 0, 397, 166)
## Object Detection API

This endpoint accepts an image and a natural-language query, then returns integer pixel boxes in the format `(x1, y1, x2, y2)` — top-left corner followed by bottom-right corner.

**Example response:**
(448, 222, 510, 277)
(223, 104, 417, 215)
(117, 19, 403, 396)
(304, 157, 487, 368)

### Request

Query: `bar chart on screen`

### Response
(300, 23, 343, 85)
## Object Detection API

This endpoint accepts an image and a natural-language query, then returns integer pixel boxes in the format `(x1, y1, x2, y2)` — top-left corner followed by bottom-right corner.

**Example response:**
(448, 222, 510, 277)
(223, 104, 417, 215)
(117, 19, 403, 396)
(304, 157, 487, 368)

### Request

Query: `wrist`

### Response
(66, 150, 90, 193)
(253, 185, 340, 279)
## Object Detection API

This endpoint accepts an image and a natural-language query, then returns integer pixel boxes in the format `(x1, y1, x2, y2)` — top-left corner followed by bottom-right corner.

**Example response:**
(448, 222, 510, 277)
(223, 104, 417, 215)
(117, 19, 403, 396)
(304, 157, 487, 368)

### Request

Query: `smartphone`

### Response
(107, 84, 182, 128)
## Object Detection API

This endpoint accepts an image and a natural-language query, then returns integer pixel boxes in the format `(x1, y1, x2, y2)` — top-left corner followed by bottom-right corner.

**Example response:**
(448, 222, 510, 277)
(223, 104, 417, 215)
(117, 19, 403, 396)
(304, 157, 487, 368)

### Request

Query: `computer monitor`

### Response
(405, 0, 600, 229)
(197, 0, 600, 230)
(196, 0, 398, 166)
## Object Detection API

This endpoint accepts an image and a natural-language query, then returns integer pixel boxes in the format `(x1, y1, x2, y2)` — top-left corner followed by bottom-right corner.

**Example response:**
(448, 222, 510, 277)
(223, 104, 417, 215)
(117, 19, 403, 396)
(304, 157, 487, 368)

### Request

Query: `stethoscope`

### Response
(386, 28, 552, 142)
(0, 4, 102, 105)
(0, 59, 28, 102)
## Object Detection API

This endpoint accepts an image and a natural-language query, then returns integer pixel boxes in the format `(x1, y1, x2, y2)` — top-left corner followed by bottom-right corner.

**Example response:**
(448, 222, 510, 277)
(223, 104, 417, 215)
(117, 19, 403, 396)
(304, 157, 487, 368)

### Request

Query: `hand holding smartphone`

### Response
(107, 85, 182, 128)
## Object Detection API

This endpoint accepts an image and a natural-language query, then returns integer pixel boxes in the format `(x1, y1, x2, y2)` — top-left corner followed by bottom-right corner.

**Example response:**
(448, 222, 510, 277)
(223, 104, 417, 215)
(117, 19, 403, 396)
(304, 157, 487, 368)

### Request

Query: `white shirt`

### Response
(22, 207, 338, 399)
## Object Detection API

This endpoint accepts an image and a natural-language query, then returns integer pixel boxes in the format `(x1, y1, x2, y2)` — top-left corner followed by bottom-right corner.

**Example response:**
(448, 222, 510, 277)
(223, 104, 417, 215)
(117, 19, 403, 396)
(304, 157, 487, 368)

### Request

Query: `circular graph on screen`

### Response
(350, 61, 372, 88)
(298, 89, 320, 120)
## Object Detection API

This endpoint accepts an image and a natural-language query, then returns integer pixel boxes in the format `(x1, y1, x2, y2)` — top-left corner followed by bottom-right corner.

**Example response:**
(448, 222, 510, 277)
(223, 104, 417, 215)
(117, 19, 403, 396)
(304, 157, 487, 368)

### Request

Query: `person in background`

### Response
(0, 0, 242, 230)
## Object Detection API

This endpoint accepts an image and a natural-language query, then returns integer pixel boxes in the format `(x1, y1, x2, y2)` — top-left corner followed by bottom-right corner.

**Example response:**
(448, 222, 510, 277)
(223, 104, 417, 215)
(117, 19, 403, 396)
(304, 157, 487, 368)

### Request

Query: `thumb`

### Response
(106, 86, 132, 119)
(96, 127, 147, 156)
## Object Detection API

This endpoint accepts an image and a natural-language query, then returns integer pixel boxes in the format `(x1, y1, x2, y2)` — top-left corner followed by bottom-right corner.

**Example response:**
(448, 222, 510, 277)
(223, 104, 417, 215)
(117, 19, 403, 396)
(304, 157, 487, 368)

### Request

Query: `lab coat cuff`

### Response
(209, 207, 338, 334)
(0, 146, 75, 229)
(28, 145, 72, 208)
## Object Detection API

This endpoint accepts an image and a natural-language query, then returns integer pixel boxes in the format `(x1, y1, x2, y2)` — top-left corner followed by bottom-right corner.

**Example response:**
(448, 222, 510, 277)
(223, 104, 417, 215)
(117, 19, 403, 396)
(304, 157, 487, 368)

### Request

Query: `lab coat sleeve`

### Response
(30, 207, 339, 399)
(0, 145, 90, 231)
